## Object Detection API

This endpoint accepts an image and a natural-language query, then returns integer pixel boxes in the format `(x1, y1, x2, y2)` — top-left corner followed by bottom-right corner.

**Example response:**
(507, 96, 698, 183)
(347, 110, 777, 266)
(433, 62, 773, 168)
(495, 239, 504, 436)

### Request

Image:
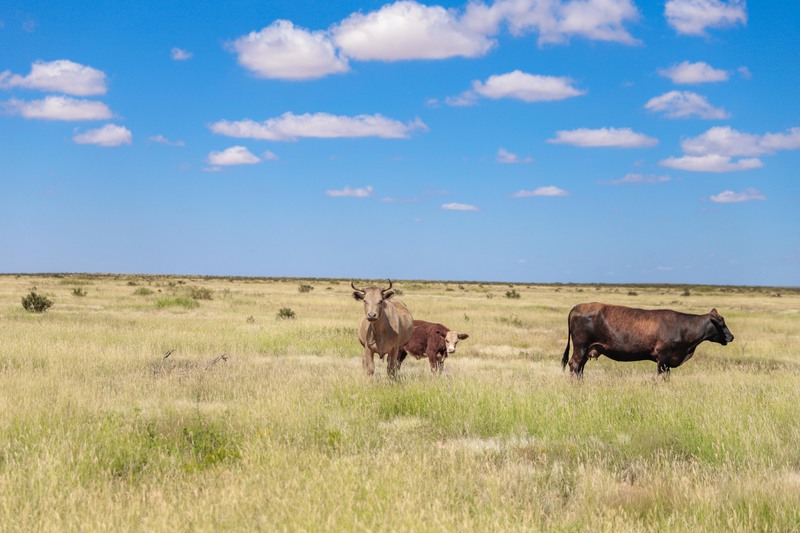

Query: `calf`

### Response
(562, 303, 734, 377)
(398, 320, 469, 373)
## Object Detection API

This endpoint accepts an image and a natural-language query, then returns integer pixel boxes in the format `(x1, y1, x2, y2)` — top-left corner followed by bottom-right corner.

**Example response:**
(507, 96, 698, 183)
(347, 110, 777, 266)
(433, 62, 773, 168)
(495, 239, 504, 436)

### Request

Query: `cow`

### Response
(397, 320, 469, 373)
(562, 303, 734, 377)
(352, 280, 414, 378)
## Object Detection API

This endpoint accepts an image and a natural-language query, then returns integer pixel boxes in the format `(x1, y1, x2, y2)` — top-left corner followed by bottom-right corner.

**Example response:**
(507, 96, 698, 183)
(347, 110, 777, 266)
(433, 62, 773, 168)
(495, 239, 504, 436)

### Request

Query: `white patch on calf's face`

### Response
(445, 331, 461, 353)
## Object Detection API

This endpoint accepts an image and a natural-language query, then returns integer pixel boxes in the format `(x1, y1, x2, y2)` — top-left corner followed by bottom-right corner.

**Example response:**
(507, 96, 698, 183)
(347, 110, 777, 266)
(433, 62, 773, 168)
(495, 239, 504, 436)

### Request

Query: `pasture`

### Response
(1, 274, 799, 531)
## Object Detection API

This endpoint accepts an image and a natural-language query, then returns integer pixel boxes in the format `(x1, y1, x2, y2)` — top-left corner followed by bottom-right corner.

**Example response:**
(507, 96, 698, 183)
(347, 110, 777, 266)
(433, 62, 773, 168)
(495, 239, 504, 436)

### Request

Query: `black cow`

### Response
(562, 303, 734, 377)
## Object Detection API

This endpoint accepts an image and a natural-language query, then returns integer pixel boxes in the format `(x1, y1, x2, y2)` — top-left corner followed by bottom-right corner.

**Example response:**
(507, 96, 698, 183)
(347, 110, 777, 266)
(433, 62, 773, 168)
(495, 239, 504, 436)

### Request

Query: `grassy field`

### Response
(1, 274, 799, 531)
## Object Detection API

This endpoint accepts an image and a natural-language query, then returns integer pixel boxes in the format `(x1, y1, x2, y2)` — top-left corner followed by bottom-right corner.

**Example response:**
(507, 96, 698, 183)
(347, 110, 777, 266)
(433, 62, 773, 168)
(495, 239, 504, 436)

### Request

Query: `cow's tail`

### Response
(561, 310, 572, 370)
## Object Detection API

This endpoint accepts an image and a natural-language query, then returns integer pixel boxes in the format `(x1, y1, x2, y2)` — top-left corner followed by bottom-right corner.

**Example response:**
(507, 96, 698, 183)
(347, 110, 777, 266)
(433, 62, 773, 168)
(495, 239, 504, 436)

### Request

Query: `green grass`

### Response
(1, 274, 799, 531)
(155, 296, 200, 309)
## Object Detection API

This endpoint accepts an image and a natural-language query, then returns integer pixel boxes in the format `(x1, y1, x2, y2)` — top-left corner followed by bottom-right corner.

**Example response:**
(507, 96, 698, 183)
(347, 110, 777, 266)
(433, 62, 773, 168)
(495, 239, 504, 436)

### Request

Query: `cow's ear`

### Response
(383, 290, 395, 300)
(353, 291, 364, 301)
(435, 329, 446, 338)
(710, 308, 719, 317)
(458, 333, 469, 340)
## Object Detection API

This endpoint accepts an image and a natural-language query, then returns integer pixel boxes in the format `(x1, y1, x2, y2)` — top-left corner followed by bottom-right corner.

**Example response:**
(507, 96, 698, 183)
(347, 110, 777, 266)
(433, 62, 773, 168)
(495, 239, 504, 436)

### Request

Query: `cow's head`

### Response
(709, 308, 734, 345)
(352, 280, 394, 322)
(442, 330, 469, 354)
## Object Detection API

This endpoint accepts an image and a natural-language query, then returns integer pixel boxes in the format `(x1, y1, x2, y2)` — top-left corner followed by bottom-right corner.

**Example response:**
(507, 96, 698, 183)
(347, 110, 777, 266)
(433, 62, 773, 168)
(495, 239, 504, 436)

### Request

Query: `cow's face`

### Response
(444, 331, 469, 354)
(353, 286, 394, 322)
(709, 309, 734, 345)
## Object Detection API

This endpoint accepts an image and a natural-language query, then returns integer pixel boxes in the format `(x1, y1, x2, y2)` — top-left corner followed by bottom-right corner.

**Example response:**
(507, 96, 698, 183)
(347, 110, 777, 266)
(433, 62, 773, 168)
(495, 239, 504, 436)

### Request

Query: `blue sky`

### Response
(1, 0, 798, 286)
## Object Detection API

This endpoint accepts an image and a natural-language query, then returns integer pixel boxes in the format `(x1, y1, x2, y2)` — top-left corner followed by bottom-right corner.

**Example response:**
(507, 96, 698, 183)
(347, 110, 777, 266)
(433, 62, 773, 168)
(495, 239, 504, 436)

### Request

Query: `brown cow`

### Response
(397, 320, 469, 373)
(353, 280, 413, 378)
(562, 303, 734, 377)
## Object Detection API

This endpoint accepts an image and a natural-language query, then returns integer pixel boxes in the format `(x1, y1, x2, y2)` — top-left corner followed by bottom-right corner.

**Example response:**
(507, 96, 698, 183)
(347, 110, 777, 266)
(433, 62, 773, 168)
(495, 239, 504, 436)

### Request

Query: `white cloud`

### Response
(659, 126, 800, 172)
(4, 95, 113, 121)
(442, 202, 480, 211)
(737, 66, 752, 79)
(325, 186, 374, 198)
(210, 112, 427, 141)
(231, 20, 349, 80)
(226, 1, 640, 81)
(73, 124, 132, 147)
(660, 154, 763, 172)
(610, 173, 671, 185)
(206, 146, 261, 166)
(548, 127, 658, 148)
(658, 61, 729, 84)
(762, 128, 800, 152)
(710, 188, 766, 203)
(497, 148, 533, 164)
(466, 0, 641, 45)
(332, 1, 494, 61)
(681, 126, 800, 157)
(444, 92, 479, 107)
(665, 0, 747, 36)
(148, 134, 185, 147)
(644, 90, 729, 119)
(262, 150, 279, 161)
(469, 70, 585, 103)
(0, 59, 107, 95)
(511, 186, 569, 197)
(171, 48, 193, 61)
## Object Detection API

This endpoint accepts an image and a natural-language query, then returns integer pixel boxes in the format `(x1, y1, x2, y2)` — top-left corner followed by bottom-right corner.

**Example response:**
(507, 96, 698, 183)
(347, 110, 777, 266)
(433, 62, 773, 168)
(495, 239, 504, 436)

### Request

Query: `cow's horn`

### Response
(382, 279, 393, 293)
(351, 281, 365, 293)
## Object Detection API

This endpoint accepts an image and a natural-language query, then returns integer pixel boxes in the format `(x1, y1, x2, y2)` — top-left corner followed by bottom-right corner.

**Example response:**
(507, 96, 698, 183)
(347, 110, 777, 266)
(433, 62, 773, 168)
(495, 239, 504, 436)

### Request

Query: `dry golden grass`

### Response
(1, 274, 799, 531)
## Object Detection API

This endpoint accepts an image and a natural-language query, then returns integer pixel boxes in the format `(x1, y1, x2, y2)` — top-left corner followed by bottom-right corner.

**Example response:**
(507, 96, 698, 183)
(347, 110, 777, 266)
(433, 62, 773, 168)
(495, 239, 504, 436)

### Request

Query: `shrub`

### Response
(498, 314, 524, 328)
(682, 288, 692, 297)
(628, 291, 638, 296)
(72, 288, 88, 297)
(277, 307, 296, 319)
(298, 284, 314, 293)
(155, 296, 199, 309)
(505, 289, 521, 299)
(134, 287, 154, 296)
(22, 291, 52, 313)
(189, 287, 213, 300)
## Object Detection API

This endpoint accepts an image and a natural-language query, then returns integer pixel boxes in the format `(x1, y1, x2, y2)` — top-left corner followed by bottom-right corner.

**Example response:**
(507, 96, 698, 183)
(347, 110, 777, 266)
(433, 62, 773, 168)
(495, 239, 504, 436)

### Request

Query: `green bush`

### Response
(72, 288, 88, 297)
(155, 296, 199, 309)
(298, 284, 314, 293)
(189, 287, 213, 300)
(22, 291, 52, 313)
(505, 289, 521, 299)
(134, 287, 154, 296)
(277, 307, 296, 319)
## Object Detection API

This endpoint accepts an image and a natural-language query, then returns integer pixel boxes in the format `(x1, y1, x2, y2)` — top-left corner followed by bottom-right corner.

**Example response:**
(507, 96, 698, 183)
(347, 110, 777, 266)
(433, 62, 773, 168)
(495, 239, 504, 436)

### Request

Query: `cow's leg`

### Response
(427, 354, 438, 373)
(386, 349, 399, 379)
(436, 360, 445, 373)
(363, 345, 375, 376)
(397, 348, 408, 369)
(656, 360, 671, 381)
(568, 343, 589, 376)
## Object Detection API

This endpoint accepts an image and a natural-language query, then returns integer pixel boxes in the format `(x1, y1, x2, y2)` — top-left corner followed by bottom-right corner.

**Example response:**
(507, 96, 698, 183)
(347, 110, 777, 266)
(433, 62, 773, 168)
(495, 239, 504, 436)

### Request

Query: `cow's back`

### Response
(571, 303, 683, 353)
(388, 299, 414, 346)
(405, 320, 445, 356)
